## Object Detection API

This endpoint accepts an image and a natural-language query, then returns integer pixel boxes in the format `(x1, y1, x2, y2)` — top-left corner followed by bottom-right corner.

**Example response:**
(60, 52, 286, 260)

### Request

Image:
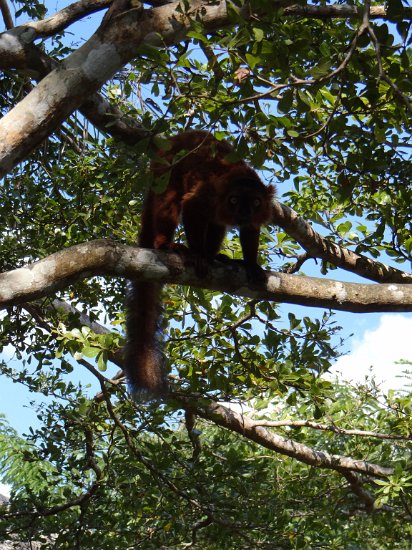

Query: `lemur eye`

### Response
(253, 198, 261, 207)
(229, 196, 238, 205)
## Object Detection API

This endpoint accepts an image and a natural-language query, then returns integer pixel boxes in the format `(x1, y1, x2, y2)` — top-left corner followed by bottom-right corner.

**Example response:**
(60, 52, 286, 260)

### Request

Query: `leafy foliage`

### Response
(1, 384, 412, 548)
(0, 0, 412, 547)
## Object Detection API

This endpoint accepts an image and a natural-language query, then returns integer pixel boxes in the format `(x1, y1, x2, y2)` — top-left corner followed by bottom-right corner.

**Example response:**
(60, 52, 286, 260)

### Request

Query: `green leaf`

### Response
(309, 59, 333, 79)
(97, 351, 108, 371)
(245, 53, 259, 69)
(253, 28, 264, 42)
(277, 90, 294, 113)
(82, 346, 100, 358)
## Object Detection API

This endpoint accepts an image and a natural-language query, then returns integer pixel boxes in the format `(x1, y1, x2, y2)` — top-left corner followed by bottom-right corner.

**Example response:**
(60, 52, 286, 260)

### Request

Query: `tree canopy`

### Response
(0, 0, 412, 547)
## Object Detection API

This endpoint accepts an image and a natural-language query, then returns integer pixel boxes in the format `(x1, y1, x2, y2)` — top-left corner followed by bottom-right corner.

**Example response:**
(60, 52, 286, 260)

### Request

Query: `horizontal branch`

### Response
(176, 395, 393, 478)
(272, 202, 412, 284)
(2, 239, 412, 313)
(15, 0, 412, 39)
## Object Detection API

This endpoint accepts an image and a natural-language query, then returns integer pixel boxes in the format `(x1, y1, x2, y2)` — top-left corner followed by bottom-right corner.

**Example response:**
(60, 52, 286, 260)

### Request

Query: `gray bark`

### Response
(1, 239, 412, 313)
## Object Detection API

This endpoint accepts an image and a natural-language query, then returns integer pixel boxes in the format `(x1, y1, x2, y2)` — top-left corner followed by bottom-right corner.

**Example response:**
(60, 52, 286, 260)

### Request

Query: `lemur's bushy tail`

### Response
(125, 280, 168, 396)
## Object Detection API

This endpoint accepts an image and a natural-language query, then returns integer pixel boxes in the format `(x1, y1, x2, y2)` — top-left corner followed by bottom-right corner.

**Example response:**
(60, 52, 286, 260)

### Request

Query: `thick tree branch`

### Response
(12, 0, 412, 39)
(2, 239, 412, 313)
(272, 202, 412, 284)
(176, 395, 393, 478)
(0, 1, 229, 177)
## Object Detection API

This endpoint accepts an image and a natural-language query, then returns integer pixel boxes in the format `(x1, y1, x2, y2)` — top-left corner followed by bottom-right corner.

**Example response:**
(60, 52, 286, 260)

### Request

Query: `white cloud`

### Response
(330, 314, 412, 391)
(0, 344, 15, 360)
(0, 483, 10, 498)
